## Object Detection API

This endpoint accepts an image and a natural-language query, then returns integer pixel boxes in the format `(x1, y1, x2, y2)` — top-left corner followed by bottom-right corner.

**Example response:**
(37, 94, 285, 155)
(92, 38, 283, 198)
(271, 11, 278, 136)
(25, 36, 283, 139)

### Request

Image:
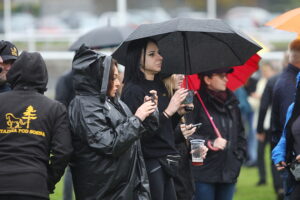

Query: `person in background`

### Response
(255, 63, 278, 185)
(271, 39, 300, 200)
(0, 40, 18, 92)
(256, 71, 284, 199)
(69, 45, 158, 200)
(55, 70, 75, 200)
(234, 86, 254, 167)
(186, 68, 246, 200)
(272, 72, 300, 199)
(121, 38, 188, 200)
(0, 51, 72, 200)
(161, 73, 208, 200)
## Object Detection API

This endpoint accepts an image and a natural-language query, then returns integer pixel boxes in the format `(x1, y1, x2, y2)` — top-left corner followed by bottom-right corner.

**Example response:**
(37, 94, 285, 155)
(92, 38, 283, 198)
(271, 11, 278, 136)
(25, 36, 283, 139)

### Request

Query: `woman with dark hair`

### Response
(121, 38, 188, 200)
(272, 72, 300, 199)
(186, 68, 246, 200)
(68, 46, 158, 200)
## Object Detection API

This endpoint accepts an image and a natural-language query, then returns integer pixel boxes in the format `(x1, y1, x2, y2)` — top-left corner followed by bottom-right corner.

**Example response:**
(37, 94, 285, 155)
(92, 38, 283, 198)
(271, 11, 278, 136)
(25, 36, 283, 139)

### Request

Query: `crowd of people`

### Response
(1, 36, 300, 200)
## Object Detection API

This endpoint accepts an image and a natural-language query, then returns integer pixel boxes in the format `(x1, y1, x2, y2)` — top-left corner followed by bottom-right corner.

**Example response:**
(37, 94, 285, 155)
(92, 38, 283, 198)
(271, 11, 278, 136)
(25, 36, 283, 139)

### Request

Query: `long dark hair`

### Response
(123, 38, 158, 84)
(106, 59, 118, 96)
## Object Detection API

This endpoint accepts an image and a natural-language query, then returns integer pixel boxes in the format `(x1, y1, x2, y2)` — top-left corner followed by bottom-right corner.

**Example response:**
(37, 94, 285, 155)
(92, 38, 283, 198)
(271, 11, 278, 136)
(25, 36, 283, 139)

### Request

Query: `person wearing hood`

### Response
(68, 45, 158, 200)
(0, 40, 18, 92)
(0, 51, 73, 200)
(186, 68, 246, 200)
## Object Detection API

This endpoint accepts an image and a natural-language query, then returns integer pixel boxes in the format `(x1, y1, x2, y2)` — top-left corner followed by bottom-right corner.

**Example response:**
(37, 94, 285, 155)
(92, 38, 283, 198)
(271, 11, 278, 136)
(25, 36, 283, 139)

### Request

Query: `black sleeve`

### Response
(185, 99, 213, 141)
(174, 124, 186, 144)
(235, 108, 247, 160)
(271, 78, 294, 147)
(48, 104, 73, 193)
(69, 100, 145, 157)
(121, 84, 159, 134)
(256, 79, 273, 133)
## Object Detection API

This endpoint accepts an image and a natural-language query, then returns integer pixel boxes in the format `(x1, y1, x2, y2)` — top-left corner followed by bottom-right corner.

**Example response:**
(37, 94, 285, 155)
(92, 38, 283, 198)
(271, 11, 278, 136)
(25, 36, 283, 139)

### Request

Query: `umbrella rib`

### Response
(201, 32, 243, 64)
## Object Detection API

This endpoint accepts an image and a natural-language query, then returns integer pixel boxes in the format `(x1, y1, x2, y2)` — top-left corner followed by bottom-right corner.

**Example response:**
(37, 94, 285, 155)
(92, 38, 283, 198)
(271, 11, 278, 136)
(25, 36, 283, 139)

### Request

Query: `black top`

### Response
(0, 52, 72, 198)
(55, 70, 75, 107)
(256, 75, 278, 134)
(186, 87, 246, 183)
(0, 83, 11, 93)
(121, 78, 180, 159)
(271, 64, 299, 147)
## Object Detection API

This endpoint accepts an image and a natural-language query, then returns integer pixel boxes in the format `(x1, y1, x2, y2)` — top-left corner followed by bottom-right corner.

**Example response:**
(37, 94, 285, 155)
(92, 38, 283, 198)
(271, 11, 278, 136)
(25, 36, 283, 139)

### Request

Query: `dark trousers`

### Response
(258, 134, 283, 194)
(0, 195, 47, 200)
(145, 158, 177, 200)
(291, 182, 300, 200)
(63, 167, 73, 200)
(271, 160, 284, 193)
(257, 139, 267, 182)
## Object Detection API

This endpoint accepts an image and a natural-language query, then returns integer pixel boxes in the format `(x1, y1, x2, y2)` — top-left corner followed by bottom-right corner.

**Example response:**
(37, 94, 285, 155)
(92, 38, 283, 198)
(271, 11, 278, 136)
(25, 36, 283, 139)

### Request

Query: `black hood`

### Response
(7, 51, 48, 93)
(72, 45, 112, 102)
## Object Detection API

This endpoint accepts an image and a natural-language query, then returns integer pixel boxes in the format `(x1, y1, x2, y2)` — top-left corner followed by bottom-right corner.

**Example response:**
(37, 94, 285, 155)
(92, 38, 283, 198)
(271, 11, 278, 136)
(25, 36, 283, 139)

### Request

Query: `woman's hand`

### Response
(212, 137, 227, 150)
(177, 103, 194, 116)
(135, 100, 157, 121)
(190, 144, 208, 159)
(200, 145, 208, 159)
(275, 161, 287, 171)
(180, 124, 196, 139)
(165, 88, 188, 116)
(144, 90, 158, 105)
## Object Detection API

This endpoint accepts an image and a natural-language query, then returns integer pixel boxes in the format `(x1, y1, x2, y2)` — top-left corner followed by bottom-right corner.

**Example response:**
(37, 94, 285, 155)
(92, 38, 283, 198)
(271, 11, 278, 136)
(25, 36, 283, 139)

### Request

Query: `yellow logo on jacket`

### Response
(0, 105, 45, 137)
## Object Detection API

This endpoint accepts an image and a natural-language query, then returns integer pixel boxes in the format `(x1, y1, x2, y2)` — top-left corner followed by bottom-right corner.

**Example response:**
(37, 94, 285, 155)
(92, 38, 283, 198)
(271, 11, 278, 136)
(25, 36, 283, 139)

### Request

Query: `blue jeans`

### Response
(194, 182, 235, 200)
(280, 169, 295, 200)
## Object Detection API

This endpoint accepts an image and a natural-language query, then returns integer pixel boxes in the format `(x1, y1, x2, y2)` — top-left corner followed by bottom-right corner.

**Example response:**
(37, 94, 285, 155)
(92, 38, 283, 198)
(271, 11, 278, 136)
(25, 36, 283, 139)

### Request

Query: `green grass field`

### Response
(50, 145, 277, 200)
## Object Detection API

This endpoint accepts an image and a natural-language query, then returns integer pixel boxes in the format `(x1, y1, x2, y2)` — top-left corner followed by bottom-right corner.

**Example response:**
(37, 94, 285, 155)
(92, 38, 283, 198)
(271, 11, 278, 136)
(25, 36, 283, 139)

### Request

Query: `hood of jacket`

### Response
(7, 51, 48, 93)
(72, 45, 112, 102)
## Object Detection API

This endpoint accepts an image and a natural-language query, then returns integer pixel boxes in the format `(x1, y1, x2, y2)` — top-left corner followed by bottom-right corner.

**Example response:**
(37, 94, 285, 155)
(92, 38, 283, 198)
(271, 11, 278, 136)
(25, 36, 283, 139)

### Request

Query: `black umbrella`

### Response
(112, 18, 261, 75)
(69, 26, 135, 51)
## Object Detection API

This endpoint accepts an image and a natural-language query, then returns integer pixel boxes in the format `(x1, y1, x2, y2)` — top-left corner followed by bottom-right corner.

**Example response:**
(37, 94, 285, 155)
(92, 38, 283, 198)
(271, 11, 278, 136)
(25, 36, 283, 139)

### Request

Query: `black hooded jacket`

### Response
(69, 46, 155, 200)
(0, 51, 73, 198)
(186, 87, 246, 183)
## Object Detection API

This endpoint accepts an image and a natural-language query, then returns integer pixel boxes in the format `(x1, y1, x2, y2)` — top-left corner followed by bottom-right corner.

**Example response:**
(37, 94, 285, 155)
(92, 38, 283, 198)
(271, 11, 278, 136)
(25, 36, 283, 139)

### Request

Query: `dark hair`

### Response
(106, 58, 118, 96)
(198, 73, 213, 88)
(123, 38, 158, 83)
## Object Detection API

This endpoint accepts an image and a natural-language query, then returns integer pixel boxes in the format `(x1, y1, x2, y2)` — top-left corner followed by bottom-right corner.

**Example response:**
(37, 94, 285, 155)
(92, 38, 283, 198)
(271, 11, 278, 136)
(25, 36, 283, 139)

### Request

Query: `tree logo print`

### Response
(22, 105, 37, 129)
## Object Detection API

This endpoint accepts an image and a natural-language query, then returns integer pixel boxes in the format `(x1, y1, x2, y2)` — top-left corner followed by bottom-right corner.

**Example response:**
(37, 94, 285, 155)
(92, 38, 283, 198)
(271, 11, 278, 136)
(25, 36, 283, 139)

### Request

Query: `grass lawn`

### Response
(234, 145, 277, 200)
(50, 145, 278, 200)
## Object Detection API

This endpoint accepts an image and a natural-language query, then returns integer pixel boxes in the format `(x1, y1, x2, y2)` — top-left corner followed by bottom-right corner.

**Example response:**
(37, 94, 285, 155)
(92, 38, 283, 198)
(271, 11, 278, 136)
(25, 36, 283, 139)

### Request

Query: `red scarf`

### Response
(206, 88, 228, 103)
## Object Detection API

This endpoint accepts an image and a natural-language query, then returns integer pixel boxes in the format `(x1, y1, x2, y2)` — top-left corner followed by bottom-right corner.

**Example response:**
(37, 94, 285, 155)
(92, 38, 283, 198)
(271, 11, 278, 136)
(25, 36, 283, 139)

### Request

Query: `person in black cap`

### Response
(0, 40, 18, 92)
(186, 67, 247, 200)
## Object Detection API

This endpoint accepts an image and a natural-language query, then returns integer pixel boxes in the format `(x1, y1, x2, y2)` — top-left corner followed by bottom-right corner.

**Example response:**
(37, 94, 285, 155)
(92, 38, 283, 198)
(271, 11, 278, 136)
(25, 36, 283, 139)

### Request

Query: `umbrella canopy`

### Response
(184, 53, 261, 91)
(266, 7, 300, 33)
(113, 18, 261, 75)
(69, 26, 135, 51)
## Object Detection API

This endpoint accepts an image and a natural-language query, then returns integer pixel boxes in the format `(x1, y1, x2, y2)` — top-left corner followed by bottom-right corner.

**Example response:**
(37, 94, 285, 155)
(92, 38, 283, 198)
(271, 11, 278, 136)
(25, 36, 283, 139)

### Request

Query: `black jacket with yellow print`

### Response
(0, 51, 73, 199)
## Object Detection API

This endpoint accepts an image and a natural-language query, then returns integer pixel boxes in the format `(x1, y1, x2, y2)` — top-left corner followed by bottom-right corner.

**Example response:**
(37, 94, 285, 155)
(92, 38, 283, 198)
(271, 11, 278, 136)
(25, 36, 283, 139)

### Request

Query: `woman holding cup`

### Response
(162, 73, 208, 200)
(186, 68, 246, 200)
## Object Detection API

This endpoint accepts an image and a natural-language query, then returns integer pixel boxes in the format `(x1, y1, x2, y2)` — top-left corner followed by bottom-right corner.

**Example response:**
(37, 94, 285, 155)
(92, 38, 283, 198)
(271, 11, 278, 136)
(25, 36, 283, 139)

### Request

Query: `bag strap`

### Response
(195, 92, 222, 151)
